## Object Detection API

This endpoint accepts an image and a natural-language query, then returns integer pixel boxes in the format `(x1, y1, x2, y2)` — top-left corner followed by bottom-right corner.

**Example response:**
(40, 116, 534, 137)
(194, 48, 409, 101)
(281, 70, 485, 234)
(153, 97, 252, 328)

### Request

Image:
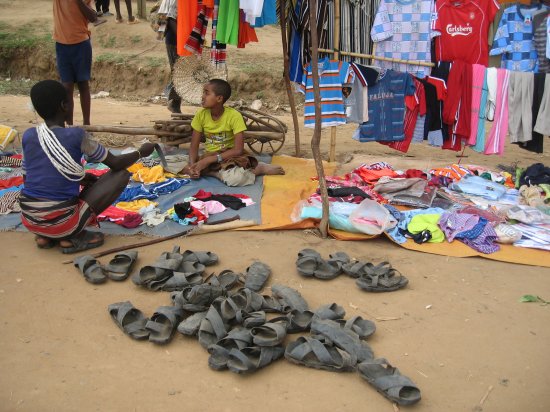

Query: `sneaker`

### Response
(103, 11, 114, 16)
(97, 11, 103, 16)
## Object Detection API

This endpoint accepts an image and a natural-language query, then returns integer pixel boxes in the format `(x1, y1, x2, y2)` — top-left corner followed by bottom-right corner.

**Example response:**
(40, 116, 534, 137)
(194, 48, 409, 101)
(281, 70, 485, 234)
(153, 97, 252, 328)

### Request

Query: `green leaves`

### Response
(519, 295, 549, 305)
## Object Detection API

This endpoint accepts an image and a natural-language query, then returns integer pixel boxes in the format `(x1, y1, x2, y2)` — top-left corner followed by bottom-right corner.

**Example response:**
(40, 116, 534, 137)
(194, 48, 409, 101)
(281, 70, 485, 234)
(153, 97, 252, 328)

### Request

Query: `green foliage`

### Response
(95, 53, 126, 64)
(0, 22, 52, 57)
(519, 295, 549, 305)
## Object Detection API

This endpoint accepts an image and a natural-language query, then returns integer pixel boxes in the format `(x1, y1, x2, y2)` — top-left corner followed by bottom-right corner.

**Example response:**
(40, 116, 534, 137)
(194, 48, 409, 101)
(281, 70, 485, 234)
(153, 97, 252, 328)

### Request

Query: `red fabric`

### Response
(222, 193, 250, 199)
(85, 168, 109, 177)
(427, 76, 447, 100)
(98, 205, 142, 228)
(187, 207, 207, 224)
(237, 10, 258, 48)
(177, 0, 198, 56)
(434, 0, 500, 66)
(405, 169, 427, 179)
(0, 176, 24, 189)
(353, 167, 399, 184)
(442, 61, 473, 151)
(193, 189, 212, 200)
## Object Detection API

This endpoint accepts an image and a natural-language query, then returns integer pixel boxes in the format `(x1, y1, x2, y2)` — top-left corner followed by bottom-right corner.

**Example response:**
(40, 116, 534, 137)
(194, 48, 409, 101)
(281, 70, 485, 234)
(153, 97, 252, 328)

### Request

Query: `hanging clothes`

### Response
(467, 64, 487, 146)
(237, 9, 258, 48)
(507, 71, 534, 143)
(301, 58, 355, 128)
(490, 4, 550, 72)
(533, 13, 550, 73)
(346, 63, 380, 124)
(251, 0, 277, 27)
(434, 0, 499, 66)
(370, 0, 439, 78)
(240, 0, 264, 25)
(216, 0, 240, 46)
(356, 69, 415, 143)
(485, 68, 510, 155)
(472, 69, 489, 152)
(210, 0, 227, 67)
(176, 0, 198, 56)
(184, 5, 209, 55)
(534, 74, 550, 135)
(442, 60, 472, 151)
(520, 73, 546, 153)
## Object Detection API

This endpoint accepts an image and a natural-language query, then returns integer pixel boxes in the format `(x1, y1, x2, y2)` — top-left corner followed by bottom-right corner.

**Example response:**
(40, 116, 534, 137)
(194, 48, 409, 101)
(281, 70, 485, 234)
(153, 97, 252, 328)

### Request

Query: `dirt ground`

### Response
(1, 1, 550, 411)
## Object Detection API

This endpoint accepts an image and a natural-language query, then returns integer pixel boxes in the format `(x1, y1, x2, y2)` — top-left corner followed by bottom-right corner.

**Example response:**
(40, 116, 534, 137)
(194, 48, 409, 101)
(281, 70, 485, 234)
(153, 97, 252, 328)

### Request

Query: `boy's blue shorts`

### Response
(55, 39, 92, 83)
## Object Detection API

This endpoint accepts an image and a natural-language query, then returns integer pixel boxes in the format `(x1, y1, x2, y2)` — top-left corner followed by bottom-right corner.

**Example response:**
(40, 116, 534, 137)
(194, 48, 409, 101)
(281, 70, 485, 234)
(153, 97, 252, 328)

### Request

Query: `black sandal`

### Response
(61, 230, 104, 254)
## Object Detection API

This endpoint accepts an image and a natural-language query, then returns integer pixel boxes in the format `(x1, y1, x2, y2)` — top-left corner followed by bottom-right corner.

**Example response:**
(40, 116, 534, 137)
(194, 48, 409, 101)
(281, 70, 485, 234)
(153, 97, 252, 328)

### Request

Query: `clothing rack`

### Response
(318, 48, 436, 68)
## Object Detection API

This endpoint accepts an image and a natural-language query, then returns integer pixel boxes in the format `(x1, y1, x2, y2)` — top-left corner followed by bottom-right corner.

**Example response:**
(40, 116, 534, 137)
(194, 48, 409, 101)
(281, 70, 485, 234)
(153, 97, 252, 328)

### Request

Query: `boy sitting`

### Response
(19, 80, 155, 253)
(185, 79, 284, 186)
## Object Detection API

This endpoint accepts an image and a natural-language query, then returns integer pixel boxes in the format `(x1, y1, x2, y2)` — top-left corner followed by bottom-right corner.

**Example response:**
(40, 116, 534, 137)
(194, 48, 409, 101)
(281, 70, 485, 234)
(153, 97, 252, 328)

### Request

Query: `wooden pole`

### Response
(309, 0, 330, 238)
(136, 0, 147, 20)
(328, 0, 341, 163)
(279, 0, 302, 157)
(318, 48, 435, 67)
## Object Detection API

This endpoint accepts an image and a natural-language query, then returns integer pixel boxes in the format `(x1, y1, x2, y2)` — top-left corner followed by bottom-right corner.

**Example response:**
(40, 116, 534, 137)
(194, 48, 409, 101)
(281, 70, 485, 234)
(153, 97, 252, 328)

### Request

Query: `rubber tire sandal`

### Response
(227, 346, 285, 374)
(145, 306, 184, 344)
(208, 326, 253, 370)
(251, 322, 287, 346)
(177, 311, 207, 336)
(108, 301, 150, 340)
(357, 358, 421, 406)
(181, 250, 219, 266)
(356, 262, 409, 293)
(62, 230, 104, 254)
(335, 315, 376, 340)
(73, 255, 107, 284)
(103, 250, 138, 281)
(244, 261, 271, 292)
(271, 284, 309, 312)
(285, 336, 355, 372)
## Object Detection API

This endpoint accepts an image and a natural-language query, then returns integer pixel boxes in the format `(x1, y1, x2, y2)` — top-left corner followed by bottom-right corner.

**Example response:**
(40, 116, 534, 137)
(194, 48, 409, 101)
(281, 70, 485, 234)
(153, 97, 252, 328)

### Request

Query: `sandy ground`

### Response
(1, 1, 550, 411)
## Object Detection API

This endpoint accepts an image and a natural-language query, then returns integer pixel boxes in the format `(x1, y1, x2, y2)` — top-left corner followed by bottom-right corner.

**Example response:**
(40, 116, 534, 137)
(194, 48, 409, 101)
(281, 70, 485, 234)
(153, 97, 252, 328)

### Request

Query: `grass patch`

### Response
(99, 34, 117, 48)
(0, 21, 52, 57)
(144, 57, 164, 68)
(95, 53, 126, 64)
(130, 35, 142, 44)
(0, 78, 33, 95)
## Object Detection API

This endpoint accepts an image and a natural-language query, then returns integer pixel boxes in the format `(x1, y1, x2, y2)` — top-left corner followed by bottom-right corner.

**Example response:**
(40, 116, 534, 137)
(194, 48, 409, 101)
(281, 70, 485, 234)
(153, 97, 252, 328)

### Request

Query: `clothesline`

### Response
(318, 48, 436, 68)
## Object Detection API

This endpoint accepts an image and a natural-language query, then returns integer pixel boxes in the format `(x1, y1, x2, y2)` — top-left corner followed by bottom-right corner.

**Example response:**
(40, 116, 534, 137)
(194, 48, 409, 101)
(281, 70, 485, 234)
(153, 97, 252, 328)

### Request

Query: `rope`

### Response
(36, 123, 85, 181)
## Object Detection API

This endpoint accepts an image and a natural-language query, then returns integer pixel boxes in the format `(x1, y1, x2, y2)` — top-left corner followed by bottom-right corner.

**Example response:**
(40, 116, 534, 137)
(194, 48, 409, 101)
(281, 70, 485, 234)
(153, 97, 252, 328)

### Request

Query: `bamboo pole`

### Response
(83, 125, 189, 138)
(279, 0, 301, 157)
(328, 0, 341, 163)
(136, 0, 147, 19)
(308, 0, 330, 238)
(318, 48, 435, 67)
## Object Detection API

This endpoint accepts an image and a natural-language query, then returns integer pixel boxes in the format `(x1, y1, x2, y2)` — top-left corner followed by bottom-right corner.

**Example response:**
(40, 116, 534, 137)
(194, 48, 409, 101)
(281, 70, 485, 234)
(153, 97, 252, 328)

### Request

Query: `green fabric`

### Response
(407, 214, 445, 243)
(216, 0, 239, 46)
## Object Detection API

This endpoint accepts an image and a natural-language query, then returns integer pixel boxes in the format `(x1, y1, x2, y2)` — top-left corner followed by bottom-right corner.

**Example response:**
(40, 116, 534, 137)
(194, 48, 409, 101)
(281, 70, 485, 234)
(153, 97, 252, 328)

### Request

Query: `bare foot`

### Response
(35, 235, 56, 249)
(254, 162, 285, 176)
(59, 231, 104, 249)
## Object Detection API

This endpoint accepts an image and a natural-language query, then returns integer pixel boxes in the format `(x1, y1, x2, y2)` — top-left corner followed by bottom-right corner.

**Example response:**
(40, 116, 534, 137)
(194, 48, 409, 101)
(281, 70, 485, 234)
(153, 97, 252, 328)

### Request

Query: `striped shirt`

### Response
(533, 13, 550, 73)
(300, 58, 355, 128)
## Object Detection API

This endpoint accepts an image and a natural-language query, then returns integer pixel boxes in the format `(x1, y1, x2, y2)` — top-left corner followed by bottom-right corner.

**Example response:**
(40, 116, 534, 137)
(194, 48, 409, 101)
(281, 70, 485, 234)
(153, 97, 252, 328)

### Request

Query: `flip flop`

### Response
(335, 316, 376, 340)
(227, 346, 285, 374)
(357, 358, 421, 406)
(251, 322, 287, 347)
(311, 318, 373, 363)
(271, 284, 309, 312)
(313, 303, 346, 320)
(108, 301, 150, 340)
(145, 306, 184, 344)
(244, 261, 272, 292)
(198, 298, 229, 349)
(73, 255, 107, 284)
(181, 250, 219, 266)
(61, 230, 104, 254)
(285, 336, 355, 372)
(177, 311, 207, 336)
(356, 262, 409, 293)
(103, 251, 138, 281)
(208, 326, 253, 370)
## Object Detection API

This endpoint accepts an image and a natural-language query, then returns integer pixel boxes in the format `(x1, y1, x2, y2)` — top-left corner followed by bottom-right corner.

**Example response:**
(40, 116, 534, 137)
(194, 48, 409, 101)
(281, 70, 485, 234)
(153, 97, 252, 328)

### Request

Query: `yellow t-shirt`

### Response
(191, 107, 247, 153)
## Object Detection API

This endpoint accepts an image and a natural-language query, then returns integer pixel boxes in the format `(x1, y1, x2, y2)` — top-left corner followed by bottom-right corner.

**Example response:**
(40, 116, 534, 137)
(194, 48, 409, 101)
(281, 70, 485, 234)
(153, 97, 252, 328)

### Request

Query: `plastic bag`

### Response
(349, 199, 397, 235)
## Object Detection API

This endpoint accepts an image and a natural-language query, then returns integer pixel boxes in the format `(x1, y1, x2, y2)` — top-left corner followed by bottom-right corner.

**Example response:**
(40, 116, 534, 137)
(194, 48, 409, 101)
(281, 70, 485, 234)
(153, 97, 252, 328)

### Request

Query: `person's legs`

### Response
(95, 0, 102, 13)
(77, 81, 91, 125)
(253, 162, 285, 176)
(62, 82, 75, 125)
(103, 0, 111, 13)
(79, 169, 131, 214)
(125, 0, 135, 21)
(165, 42, 181, 113)
(114, 0, 123, 21)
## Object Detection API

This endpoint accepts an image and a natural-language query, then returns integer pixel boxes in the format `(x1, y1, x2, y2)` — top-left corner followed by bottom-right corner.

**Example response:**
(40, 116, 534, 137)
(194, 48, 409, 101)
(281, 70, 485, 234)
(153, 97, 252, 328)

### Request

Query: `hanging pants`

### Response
(485, 69, 510, 155)
(534, 74, 550, 135)
(508, 71, 534, 143)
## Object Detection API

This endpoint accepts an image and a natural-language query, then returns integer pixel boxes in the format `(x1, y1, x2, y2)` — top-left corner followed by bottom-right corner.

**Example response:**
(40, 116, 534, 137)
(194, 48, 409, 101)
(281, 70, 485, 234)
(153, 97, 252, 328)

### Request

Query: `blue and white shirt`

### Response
(300, 58, 355, 128)
(490, 4, 550, 72)
(371, 0, 439, 78)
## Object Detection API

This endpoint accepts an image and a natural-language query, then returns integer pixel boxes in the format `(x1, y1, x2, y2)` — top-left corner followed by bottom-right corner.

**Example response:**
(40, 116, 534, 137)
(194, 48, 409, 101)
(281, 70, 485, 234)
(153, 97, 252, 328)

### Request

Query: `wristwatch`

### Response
(216, 153, 223, 163)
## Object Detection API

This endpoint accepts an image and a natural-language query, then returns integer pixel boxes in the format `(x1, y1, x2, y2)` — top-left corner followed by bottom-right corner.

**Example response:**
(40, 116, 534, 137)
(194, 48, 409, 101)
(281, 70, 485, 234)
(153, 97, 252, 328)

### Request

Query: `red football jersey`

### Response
(434, 0, 499, 65)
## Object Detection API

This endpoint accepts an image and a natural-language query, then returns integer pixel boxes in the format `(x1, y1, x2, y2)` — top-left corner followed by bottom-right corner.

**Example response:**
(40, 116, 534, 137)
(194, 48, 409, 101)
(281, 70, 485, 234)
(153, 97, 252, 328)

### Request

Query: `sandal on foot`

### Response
(198, 298, 229, 349)
(227, 346, 284, 374)
(313, 303, 346, 321)
(271, 284, 309, 312)
(311, 318, 373, 363)
(208, 326, 253, 370)
(285, 336, 355, 372)
(181, 250, 219, 266)
(108, 301, 150, 340)
(336, 316, 376, 340)
(357, 358, 421, 406)
(73, 255, 107, 284)
(244, 261, 271, 292)
(356, 262, 408, 292)
(177, 311, 207, 336)
(145, 306, 184, 344)
(251, 322, 287, 346)
(103, 251, 138, 281)
(62, 230, 104, 254)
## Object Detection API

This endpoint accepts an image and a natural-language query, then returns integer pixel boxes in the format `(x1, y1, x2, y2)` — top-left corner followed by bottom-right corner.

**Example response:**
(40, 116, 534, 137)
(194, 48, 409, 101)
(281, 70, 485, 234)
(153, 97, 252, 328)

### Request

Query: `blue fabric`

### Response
(148, 178, 190, 195)
(472, 69, 489, 152)
(21, 127, 100, 200)
(386, 207, 445, 244)
(449, 175, 507, 201)
(357, 70, 415, 142)
(252, 0, 277, 27)
(490, 4, 550, 72)
(117, 185, 158, 202)
(0, 185, 23, 196)
(288, 0, 303, 83)
(456, 217, 488, 240)
(55, 39, 92, 82)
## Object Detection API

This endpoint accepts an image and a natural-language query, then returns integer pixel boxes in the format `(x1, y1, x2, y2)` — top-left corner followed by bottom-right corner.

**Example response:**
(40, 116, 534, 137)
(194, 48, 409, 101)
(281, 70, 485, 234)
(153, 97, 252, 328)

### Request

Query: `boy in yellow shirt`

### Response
(186, 79, 284, 186)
